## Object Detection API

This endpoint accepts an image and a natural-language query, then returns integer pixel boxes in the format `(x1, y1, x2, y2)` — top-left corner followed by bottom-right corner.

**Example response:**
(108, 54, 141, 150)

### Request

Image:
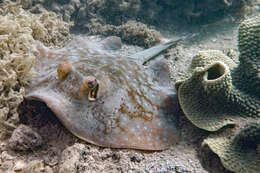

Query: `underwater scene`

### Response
(0, 0, 259, 172)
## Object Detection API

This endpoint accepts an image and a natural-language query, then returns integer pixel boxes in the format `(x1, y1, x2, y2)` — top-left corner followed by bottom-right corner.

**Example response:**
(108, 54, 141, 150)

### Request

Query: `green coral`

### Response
(174, 15, 260, 172)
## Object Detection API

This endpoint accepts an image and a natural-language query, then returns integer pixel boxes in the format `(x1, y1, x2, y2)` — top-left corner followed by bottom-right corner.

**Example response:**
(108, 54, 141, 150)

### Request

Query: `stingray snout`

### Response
(78, 76, 99, 101)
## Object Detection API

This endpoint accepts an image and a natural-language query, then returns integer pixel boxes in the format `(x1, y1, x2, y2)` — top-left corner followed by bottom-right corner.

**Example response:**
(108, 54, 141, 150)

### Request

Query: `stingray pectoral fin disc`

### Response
(26, 36, 180, 150)
(26, 90, 180, 150)
(62, 93, 180, 150)
(25, 91, 71, 120)
(25, 91, 109, 147)
(74, 116, 179, 150)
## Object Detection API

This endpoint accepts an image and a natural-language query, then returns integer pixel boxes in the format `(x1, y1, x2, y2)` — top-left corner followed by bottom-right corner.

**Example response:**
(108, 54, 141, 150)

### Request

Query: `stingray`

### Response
(25, 36, 183, 150)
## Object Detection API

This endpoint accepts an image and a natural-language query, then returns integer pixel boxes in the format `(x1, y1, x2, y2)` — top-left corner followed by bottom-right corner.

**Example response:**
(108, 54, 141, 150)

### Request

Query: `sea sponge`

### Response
(175, 50, 239, 131)
(173, 15, 260, 173)
(0, 0, 71, 138)
(175, 16, 260, 132)
(236, 15, 260, 98)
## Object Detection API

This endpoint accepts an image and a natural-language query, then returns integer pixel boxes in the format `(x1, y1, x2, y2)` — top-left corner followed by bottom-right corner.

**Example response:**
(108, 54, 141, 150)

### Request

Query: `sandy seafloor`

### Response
(0, 1, 260, 173)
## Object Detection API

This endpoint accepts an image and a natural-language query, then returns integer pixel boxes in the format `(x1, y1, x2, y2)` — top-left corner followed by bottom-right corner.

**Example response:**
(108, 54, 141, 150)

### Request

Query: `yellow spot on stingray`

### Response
(57, 61, 72, 81)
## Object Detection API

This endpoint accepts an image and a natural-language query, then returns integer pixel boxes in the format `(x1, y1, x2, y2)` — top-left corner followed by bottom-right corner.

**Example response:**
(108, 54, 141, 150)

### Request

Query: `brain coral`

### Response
(174, 15, 260, 172)
(0, 0, 71, 138)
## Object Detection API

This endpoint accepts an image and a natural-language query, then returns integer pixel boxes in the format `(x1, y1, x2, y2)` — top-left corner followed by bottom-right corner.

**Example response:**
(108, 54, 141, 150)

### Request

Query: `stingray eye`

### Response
(85, 76, 98, 89)
(78, 76, 99, 101)
(57, 61, 72, 81)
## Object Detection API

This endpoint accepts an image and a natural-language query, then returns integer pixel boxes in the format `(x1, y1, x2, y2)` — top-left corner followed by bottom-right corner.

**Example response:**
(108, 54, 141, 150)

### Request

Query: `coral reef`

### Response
(161, 0, 254, 23)
(88, 20, 161, 48)
(20, 0, 255, 30)
(0, 0, 71, 139)
(78, 0, 141, 25)
(15, 0, 255, 47)
(173, 15, 260, 172)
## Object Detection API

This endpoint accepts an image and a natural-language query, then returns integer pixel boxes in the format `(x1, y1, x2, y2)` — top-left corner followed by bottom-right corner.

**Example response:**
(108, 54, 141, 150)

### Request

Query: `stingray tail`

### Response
(129, 33, 198, 65)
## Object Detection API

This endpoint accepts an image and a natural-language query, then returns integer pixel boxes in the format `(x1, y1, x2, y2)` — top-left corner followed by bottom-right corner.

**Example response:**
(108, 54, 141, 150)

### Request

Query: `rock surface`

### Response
(8, 124, 43, 151)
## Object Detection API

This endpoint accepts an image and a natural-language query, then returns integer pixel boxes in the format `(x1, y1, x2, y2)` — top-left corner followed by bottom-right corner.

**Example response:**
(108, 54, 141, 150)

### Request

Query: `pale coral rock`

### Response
(13, 160, 26, 172)
(8, 124, 43, 151)
(58, 143, 85, 173)
(23, 160, 45, 173)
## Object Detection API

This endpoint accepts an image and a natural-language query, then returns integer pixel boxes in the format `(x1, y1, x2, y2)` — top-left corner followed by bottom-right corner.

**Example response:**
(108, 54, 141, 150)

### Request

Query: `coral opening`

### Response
(206, 63, 226, 80)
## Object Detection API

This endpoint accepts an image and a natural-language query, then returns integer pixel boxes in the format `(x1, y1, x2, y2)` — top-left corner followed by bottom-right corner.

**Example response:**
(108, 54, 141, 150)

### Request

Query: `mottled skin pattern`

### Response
(174, 16, 260, 173)
(25, 36, 180, 150)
